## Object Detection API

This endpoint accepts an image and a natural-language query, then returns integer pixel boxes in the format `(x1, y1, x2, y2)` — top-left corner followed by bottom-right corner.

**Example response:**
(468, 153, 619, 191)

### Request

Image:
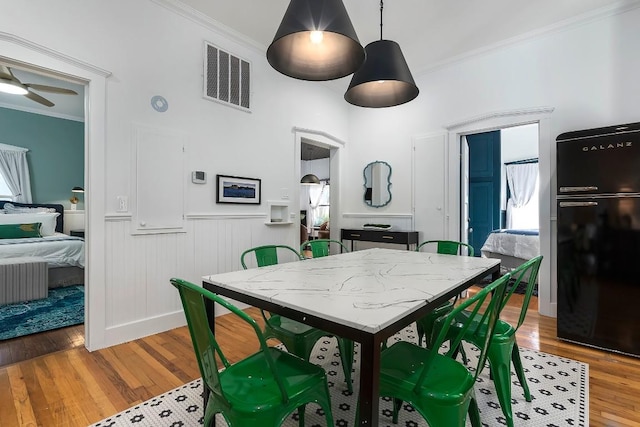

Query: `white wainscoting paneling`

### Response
(103, 214, 293, 346)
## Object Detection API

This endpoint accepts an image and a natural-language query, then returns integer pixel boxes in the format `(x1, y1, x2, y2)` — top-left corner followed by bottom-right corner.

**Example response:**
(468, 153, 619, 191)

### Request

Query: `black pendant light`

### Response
(267, 0, 365, 81)
(300, 173, 321, 184)
(344, 1, 419, 108)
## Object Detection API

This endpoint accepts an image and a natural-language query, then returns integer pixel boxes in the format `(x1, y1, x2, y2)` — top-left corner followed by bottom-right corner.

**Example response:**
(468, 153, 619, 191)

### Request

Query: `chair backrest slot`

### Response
(241, 244, 303, 269)
(300, 239, 348, 258)
(417, 240, 475, 257)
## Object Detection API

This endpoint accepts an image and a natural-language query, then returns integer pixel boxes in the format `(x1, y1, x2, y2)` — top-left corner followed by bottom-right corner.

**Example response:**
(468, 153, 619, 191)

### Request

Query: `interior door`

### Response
(461, 136, 470, 245)
(466, 131, 501, 256)
(413, 134, 447, 241)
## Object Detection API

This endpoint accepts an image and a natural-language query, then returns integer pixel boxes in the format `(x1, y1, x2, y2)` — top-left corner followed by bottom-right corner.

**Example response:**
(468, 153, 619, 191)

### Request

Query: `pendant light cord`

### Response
(379, 0, 384, 40)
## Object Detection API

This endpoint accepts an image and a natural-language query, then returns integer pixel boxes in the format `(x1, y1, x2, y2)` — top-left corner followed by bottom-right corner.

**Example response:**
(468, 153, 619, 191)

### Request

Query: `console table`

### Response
(341, 228, 419, 251)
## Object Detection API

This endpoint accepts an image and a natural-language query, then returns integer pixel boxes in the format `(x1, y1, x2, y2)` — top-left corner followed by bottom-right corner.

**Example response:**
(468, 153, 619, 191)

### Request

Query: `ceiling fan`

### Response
(0, 65, 78, 107)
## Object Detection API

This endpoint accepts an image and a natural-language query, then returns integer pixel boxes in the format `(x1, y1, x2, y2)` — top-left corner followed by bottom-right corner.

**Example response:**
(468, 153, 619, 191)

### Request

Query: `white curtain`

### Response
(0, 143, 32, 203)
(506, 162, 538, 229)
(308, 182, 329, 227)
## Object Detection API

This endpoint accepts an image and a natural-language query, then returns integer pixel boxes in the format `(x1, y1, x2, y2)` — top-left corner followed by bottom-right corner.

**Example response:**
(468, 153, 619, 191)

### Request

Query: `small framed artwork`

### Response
(216, 174, 261, 204)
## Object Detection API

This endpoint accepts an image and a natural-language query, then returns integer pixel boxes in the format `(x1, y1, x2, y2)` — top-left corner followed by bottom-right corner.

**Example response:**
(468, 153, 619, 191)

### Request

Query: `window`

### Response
(509, 176, 539, 229)
(505, 161, 539, 230)
(0, 173, 12, 201)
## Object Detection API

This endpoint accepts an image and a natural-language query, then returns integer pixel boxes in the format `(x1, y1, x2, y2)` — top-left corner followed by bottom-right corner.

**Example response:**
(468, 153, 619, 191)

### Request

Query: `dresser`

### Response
(341, 228, 419, 251)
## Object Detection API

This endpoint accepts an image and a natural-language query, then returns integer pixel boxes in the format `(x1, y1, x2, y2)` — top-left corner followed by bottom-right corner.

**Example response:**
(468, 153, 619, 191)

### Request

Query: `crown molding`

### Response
(415, 0, 640, 76)
(149, 0, 266, 54)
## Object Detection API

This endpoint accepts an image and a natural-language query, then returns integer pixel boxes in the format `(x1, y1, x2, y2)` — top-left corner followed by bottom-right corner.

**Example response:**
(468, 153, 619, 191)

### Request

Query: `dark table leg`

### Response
(357, 335, 380, 426)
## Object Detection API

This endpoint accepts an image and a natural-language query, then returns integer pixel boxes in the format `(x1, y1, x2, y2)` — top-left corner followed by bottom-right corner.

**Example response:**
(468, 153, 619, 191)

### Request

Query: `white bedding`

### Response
(0, 232, 84, 268)
(481, 229, 540, 260)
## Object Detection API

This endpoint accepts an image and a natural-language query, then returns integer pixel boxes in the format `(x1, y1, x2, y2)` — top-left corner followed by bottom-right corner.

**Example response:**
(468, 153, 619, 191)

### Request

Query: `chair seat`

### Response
(380, 341, 474, 402)
(221, 347, 327, 412)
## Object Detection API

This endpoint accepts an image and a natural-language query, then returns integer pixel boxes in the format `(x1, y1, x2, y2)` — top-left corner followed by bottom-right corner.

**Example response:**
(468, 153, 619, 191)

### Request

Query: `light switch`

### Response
(117, 196, 128, 212)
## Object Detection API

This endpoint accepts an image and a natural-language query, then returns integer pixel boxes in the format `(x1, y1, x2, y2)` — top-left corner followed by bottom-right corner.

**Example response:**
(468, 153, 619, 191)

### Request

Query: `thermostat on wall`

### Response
(192, 171, 206, 184)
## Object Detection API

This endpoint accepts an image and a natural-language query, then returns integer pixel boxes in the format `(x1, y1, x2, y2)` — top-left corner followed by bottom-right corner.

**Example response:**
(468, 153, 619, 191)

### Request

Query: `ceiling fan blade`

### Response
(24, 90, 54, 107)
(0, 65, 16, 81)
(24, 83, 78, 95)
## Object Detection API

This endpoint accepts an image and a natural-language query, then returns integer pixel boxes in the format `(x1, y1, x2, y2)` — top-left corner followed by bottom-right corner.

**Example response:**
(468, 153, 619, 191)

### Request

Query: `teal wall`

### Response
(0, 107, 84, 209)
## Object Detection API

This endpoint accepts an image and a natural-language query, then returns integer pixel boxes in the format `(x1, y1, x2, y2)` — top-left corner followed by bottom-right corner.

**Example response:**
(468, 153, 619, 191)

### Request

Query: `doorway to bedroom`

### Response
(0, 61, 87, 367)
(300, 140, 331, 248)
(463, 123, 540, 256)
(462, 123, 540, 285)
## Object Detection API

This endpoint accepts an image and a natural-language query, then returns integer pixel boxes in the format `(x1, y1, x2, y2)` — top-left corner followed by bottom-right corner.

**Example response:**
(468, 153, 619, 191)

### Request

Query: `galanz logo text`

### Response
(582, 141, 632, 151)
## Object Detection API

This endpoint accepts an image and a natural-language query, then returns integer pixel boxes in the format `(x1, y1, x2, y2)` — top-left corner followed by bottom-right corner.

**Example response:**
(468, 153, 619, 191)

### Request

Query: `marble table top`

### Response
(203, 247, 500, 334)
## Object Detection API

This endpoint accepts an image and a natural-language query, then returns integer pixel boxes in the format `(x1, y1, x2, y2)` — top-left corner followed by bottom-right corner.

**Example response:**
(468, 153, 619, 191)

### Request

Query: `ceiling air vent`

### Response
(204, 42, 251, 112)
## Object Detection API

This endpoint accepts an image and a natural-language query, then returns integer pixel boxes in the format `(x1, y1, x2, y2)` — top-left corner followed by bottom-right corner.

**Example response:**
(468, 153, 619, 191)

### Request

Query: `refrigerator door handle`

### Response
(559, 201, 599, 207)
(559, 186, 599, 193)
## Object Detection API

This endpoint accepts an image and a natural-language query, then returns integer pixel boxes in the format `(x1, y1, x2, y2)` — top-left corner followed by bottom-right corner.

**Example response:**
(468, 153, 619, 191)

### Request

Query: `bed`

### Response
(481, 229, 539, 279)
(0, 201, 84, 288)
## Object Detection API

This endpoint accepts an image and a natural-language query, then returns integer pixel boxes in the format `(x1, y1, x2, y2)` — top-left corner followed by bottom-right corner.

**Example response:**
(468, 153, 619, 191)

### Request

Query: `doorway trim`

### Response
(1, 31, 112, 350)
(293, 127, 344, 244)
(444, 106, 556, 317)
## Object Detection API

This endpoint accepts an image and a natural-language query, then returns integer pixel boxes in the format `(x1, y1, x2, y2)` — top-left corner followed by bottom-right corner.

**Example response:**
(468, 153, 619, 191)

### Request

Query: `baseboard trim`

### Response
(101, 301, 251, 349)
(103, 311, 186, 347)
(540, 302, 557, 318)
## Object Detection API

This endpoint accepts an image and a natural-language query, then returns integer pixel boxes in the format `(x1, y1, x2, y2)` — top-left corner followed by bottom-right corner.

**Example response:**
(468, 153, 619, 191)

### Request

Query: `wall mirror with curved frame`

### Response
(363, 160, 392, 207)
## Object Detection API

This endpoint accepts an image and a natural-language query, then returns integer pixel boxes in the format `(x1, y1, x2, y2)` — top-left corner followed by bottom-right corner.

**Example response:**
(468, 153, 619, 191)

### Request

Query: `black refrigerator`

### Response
(556, 122, 640, 357)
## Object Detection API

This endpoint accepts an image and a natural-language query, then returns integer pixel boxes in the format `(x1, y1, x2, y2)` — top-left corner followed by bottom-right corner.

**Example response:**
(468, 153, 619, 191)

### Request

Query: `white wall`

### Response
(3, 1, 639, 347)
(0, 0, 349, 349)
(501, 123, 539, 164)
(343, 6, 640, 317)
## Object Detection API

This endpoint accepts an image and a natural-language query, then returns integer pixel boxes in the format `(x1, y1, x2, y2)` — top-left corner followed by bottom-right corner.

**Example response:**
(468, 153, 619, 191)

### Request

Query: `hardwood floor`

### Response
(0, 325, 84, 368)
(1, 291, 640, 426)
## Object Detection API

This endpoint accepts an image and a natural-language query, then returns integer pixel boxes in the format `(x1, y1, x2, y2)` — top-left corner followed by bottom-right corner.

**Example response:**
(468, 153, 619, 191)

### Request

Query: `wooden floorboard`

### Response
(1, 291, 640, 426)
(0, 324, 85, 368)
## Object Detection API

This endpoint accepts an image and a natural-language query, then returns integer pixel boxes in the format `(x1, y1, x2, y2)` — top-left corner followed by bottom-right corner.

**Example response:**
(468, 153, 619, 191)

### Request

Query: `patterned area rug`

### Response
(0, 285, 84, 340)
(90, 326, 588, 427)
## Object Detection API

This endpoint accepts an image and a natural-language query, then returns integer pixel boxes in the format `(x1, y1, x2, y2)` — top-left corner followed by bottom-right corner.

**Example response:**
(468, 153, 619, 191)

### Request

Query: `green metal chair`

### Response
(361, 272, 510, 427)
(170, 278, 334, 427)
(241, 244, 355, 393)
(414, 240, 475, 347)
(432, 255, 543, 427)
(300, 239, 348, 259)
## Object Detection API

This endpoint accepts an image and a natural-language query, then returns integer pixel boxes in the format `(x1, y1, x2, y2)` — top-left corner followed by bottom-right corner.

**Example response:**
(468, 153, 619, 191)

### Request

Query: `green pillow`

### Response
(0, 222, 43, 239)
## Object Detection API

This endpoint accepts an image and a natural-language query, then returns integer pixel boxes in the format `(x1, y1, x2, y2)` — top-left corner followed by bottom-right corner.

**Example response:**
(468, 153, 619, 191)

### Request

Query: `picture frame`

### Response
(216, 174, 261, 204)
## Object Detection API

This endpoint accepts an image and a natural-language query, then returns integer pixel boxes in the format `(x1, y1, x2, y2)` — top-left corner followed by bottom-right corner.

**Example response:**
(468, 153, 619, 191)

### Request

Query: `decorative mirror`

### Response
(363, 161, 392, 207)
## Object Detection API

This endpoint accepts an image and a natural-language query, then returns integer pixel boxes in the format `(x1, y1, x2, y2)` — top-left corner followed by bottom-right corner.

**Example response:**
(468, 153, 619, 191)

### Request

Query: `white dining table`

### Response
(202, 247, 500, 426)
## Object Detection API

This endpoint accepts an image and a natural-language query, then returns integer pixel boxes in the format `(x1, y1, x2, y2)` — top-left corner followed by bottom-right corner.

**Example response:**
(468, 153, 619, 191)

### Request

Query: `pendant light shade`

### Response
(344, 1, 419, 108)
(267, 0, 365, 81)
(300, 173, 321, 184)
(345, 40, 419, 107)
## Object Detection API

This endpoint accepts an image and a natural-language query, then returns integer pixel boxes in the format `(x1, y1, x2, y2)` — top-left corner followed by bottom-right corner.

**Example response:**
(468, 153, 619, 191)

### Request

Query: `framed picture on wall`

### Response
(216, 174, 261, 204)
